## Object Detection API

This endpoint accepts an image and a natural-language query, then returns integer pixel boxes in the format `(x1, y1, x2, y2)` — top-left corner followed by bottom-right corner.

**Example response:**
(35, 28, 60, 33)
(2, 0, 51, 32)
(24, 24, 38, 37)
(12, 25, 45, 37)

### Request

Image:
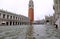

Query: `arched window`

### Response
(3, 14, 5, 18)
(10, 16, 12, 19)
(13, 16, 15, 19)
(7, 15, 9, 19)
(0, 13, 1, 17)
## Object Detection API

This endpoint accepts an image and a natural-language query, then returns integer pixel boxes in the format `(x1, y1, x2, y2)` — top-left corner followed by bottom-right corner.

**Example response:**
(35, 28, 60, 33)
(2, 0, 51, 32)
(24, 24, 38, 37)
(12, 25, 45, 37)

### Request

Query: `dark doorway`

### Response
(46, 20, 49, 22)
(16, 22, 17, 25)
(13, 22, 14, 25)
(10, 21, 12, 25)
(18, 22, 19, 25)
(6, 22, 8, 25)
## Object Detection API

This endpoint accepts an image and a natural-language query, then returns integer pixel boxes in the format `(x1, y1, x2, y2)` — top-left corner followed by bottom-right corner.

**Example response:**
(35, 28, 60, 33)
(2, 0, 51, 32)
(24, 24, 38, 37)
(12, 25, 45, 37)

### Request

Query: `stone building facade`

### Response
(45, 15, 55, 25)
(53, 0, 60, 22)
(53, 0, 60, 29)
(0, 9, 29, 26)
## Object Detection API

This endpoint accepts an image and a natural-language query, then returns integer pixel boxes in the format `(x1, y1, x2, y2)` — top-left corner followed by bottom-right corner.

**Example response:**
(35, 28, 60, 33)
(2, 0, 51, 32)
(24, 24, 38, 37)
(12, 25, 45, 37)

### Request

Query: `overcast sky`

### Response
(0, 0, 54, 20)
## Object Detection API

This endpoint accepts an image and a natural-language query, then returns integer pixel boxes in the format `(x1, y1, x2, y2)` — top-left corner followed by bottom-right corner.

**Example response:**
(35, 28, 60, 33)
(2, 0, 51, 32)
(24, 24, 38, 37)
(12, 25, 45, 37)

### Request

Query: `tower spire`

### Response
(29, 0, 34, 8)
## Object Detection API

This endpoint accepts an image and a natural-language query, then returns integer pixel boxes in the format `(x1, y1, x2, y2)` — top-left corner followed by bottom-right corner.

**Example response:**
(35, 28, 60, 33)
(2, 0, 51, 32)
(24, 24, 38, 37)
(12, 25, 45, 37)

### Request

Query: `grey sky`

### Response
(0, 0, 54, 20)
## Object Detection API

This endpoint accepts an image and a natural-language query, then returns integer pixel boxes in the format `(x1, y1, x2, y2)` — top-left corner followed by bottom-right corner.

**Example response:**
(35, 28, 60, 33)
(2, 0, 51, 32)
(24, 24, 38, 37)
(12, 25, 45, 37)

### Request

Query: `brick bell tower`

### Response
(28, 0, 34, 24)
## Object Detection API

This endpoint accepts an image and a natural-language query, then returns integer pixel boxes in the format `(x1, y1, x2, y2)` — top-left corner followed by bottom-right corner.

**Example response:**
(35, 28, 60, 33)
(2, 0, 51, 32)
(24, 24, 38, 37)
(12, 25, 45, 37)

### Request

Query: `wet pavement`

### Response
(26, 25, 60, 39)
(0, 25, 60, 39)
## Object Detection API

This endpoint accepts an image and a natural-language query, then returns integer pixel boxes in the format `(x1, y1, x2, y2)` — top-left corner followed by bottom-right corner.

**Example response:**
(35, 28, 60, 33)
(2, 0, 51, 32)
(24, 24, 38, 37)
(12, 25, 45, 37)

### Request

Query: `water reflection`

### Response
(26, 25, 36, 39)
(45, 25, 60, 39)
(26, 25, 60, 39)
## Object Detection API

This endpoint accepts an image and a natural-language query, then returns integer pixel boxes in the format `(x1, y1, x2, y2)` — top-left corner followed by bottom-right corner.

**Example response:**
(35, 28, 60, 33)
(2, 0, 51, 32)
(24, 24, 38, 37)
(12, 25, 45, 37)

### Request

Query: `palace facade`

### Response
(0, 9, 30, 25)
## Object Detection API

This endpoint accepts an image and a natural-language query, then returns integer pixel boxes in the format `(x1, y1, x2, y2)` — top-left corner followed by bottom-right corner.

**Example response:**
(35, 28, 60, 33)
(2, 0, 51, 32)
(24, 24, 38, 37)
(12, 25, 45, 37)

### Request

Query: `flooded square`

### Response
(0, 25, 60, 39)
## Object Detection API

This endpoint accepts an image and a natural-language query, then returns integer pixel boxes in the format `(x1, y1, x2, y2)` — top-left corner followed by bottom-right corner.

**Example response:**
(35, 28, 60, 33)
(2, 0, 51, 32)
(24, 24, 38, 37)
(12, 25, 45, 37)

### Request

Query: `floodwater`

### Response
(0, 25, 60, 39)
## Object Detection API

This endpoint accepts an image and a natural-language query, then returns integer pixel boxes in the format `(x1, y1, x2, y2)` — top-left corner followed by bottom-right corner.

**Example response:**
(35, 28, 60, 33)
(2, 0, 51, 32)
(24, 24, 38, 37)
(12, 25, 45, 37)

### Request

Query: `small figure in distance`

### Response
(55, 24, 58, 29)
(54, 24, 58, 29)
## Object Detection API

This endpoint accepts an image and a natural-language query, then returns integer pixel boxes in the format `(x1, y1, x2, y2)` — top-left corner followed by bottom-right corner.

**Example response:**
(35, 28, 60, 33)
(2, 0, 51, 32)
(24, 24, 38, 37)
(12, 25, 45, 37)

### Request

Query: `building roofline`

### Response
(0, 9, 28, 18)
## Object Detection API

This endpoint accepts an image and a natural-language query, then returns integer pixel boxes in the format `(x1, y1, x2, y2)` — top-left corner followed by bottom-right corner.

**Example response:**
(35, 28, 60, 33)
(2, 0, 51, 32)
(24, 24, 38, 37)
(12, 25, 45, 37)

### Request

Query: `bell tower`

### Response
(28, 0, 34, 24)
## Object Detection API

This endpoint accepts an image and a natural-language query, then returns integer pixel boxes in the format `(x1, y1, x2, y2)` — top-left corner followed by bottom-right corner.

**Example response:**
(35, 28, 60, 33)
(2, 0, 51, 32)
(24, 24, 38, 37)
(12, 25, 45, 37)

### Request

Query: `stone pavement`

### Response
(26, 24, 60, 39)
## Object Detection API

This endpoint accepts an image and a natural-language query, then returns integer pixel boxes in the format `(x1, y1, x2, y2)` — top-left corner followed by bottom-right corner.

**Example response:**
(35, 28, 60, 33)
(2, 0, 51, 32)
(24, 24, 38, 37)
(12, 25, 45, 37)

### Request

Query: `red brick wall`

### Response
(28, 8, 34, 23)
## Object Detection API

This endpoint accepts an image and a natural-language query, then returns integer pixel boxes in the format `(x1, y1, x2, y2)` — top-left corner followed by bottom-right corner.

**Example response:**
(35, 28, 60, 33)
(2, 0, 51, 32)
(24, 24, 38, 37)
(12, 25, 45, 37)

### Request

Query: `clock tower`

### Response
(28, 0, 34, 24)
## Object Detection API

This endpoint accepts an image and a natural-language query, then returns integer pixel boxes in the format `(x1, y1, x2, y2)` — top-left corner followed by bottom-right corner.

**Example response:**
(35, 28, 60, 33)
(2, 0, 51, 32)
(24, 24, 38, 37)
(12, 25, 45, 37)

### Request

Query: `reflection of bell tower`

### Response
(28, 0, 34, 23)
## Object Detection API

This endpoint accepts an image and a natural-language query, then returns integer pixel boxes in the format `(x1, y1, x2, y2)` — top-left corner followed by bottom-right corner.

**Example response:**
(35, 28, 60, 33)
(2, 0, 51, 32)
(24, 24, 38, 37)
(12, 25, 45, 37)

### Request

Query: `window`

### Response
(59, 0, 60, 4)
(16, 17, 17, 20)
(29, 5, 31, 7)
(21, 18, 23, 20)
(3, 14, 5, 18)
(19, 18, 20, 20)
(0, 13, 1, 17)
(18, 18, 19, 20)
(13, 16, 15, 19)
(10, 16, 12, 19)
(20, 18, 21, 20)
(7, 15, 9, 19)
(55, 0, 58, 4)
